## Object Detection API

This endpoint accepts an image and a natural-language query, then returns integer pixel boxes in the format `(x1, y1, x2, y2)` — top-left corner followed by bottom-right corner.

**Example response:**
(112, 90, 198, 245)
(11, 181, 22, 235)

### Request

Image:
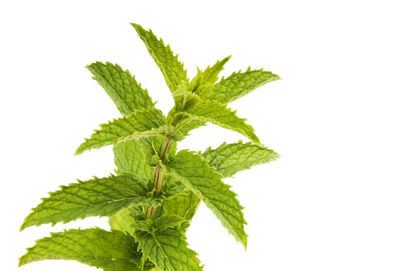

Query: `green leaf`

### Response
(131, 23, 188, 92)
(161, 174, 185, 199)
(167, 56, 231, 137)
(178, 100, 260, 144)
(172, 88, 201, 112)
(163, 191, 200, 231)
(87, 62, 155, 116)
(188, 56, 231, 97)
(114, 139, 156, 179)
(131, 215, 186, 234)
(75, 108, 166, 154)
(207, 68, 280, 104)
(121, 125, 183, 142)
(175, 119, 206, 137)
(167, 89, 205, 138)
(202, 141, 279, 178)
(19, 228, 141, 271)
(20, 174, 158, 230)
(135, 228, 202, 271)
(114, 136, 177, 178)
(153, 215, 186, 232)
(109, 207, 137, 236)
(166, 150, 247, 247)
(197, 56, 231, 86)
(132, 219, 154, 232)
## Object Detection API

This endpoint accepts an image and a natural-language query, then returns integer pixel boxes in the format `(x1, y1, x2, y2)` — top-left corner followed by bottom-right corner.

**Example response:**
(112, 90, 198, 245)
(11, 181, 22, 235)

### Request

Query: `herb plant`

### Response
(20, 23, 280, 271)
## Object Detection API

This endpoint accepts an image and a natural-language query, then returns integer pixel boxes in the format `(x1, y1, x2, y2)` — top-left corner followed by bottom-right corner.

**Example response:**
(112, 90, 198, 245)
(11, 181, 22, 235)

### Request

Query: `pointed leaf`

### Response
(189, 56, 231, 97)
(178, 100, 260, 144)
(202, 141, 279, 177)
(131, 23, 188, 92)
(207, 68, 280, 104)
(19, 228, 141, 271)
(166, 150, 247, 247)
(87, 62, 154, 115)
(20, 174, 157, 230)
(135, 228, 202, 271)
(197, 56, 231, 85)
(75, 108, 166, 154)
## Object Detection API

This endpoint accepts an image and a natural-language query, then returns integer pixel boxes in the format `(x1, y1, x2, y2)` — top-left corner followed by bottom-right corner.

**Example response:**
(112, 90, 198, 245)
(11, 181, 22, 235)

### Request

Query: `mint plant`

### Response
(20, 23, 280, 271)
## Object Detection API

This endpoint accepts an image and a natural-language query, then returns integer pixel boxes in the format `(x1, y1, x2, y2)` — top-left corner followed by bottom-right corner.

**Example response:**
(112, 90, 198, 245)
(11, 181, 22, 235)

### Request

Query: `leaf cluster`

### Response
(20, 23, 280, 271)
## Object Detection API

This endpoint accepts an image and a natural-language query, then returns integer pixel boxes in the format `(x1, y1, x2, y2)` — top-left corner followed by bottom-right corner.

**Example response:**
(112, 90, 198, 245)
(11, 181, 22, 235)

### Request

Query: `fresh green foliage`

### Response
(87, 62, 155, 115)
(202, 141, 280, 178)
(188, 56, 231, 97)
(131, 23, 188, 93)
(75, 108, 166, 154)
(20, 23, 280, 270)
(163, 191, 200, 231)
(135, 227, 202, 271)
(113, 139, 156, 178)
(20, 174, 159, 231)
(207, 68, 280, 104)
(166, 150, 248, 247)
(19, 228, 142, 271)
(177, 100, 260, 144)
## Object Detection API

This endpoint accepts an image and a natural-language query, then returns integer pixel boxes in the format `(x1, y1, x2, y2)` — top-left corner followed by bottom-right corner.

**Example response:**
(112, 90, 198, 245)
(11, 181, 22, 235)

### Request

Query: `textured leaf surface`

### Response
(172, 89, 200, 112)
(197, 56, 231, 86)
(168, 90, 205, 137)
(132, 215, 185, 234)
(131, 23, 187, 92)
(179, 100, 260, 144)
(75, 108, 166, 154)
(176, 119, 206, 137)
(202, 141, 279, 178)
(166, 150, 247, 247)
(207, 68, 280, 104)
(189, 56, 231, 97)
(19, 228, 141, 271)
(135, 228, 202, 271)
(114, 139, 155, 179)
(153, 215, 186, 232)
(109, 207, 136, 236)
(163, 191, 200, 231)
(120, 125, 183, 142)
(87, 62, 154, 115)
(161, 174, 185, 199)
(21, 174, 156, 230)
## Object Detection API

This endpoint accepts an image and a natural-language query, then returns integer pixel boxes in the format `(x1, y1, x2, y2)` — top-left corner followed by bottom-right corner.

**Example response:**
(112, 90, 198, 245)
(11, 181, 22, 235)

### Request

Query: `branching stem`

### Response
(147, 138, 173, 219)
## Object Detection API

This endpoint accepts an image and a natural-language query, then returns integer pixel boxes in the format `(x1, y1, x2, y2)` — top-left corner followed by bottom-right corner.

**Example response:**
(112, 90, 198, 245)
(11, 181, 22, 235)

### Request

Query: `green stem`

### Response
(147, 138, 173, 219)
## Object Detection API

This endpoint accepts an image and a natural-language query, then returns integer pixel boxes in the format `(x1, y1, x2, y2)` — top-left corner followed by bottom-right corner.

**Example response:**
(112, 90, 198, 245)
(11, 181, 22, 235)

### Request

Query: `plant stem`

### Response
(147, 138, 173, 219)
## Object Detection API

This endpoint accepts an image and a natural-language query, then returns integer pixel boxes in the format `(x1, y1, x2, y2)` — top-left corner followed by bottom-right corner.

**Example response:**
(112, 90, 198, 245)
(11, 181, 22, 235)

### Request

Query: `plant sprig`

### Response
(20, 22, 280, 271)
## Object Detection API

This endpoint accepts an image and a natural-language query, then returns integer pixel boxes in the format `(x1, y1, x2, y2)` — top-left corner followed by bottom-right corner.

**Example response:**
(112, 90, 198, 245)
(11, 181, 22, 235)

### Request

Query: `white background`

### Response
(1, 0, 400, 270)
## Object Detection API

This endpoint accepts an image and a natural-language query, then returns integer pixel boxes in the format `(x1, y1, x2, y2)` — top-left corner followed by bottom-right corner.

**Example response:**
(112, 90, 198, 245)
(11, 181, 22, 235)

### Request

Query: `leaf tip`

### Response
(20, 214, 34, 231)
(130, 22, 142, 33)
(241, 233, 248, 250)
(75, 141, 89, 155)
(19, 223, 27, 232)
(18, 256, 27, 267)
(273, 73, 282, 81)
(243, 241, 248, 250)
(74, 146, 84, 155)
